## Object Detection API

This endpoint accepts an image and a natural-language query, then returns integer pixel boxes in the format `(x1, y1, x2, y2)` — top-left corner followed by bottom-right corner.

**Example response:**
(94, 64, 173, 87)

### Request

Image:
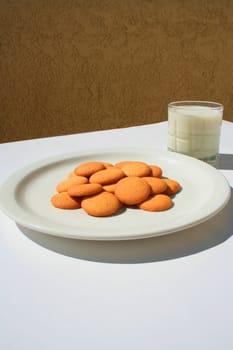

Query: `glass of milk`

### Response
(168, 101, 223, 166)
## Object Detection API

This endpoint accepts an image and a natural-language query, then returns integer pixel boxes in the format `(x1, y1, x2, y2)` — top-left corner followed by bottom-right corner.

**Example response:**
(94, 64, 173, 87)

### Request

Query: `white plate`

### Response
(0, 148, 231, 240)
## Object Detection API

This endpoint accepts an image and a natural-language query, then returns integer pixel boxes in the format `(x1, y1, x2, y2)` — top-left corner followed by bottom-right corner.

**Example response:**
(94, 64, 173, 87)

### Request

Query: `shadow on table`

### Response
(217, 153, 233, 170)
(18, 187, 233, 264)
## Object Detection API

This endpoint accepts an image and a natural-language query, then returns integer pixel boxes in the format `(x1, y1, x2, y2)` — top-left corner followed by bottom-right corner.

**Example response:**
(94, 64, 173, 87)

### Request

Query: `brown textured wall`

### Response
(1, 0, 233, 142)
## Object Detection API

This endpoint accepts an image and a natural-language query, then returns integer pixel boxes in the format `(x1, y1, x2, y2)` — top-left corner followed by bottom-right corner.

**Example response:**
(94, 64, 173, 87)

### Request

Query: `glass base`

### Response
(199, 155, 219, 168)
(168, 148, 219, 167)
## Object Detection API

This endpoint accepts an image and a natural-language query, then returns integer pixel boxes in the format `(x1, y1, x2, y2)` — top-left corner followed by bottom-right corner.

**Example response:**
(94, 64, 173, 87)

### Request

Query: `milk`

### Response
(168, 105, 223, 161)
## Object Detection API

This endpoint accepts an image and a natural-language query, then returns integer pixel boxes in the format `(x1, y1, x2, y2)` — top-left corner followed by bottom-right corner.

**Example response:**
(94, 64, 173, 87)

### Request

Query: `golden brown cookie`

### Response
(102, 183, 117, 193)
(68, 171, 78, 178)
(81, 192, 122, 217)
(68, 183, 103, 197)
(138, 194, 173, 211)
(101, 162, 114, 168)
(142, 177, 168, 194)
(115, 161, 151, 177)
(115, 161, 131, 168)
(149, 165, 163, 178)
(56, 176, 88, 192)
(74, 162, 105, 177)
(162, 178, 181, 195)
(115, 176, 150, 205)
(89, 167, 125, 185)
(51, 192, 81, 209)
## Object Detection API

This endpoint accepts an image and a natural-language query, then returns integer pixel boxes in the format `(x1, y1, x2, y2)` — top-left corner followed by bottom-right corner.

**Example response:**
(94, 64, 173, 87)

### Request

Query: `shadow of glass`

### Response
(18, 187, 233, 264)
(217, 153, 233, 170)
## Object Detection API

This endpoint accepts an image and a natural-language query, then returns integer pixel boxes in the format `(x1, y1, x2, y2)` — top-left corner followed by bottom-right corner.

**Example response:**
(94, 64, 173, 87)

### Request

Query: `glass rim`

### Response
(168, 100, 223, 110)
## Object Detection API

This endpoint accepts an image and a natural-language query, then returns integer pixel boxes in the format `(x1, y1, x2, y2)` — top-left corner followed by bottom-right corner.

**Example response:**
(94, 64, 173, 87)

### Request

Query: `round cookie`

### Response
(74, 162, 105, 177)
(68, 183, 103, 197)
(51, 192, 81, 209)
(115, 161, 151, 177)
(149, 165, 163, 178)
(102, 183, 117, 193)
(56, 176, 88, 192)
(142, 177, 168, 194)
(89, 167, 125, 185)
(101, 162, 114, 168)
(163, 178, 181, 195)
(115, 176, 150, 205)
(115, 161, 131, 168)
(68, 171, 78, 178)
(81, 192, 122, 217)
(138, 194, 173, 211)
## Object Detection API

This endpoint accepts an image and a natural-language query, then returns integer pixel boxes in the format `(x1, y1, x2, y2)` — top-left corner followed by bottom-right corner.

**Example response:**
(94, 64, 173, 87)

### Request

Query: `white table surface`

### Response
(0, 121, 233, 350)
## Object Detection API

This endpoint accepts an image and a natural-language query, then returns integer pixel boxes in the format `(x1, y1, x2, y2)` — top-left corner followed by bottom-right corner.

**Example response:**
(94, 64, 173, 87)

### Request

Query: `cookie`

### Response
(115, 161, 151, 177)
(142, 177, 168, 194)
(81, 191, 122, 217)
(68, 183, 103, 197)
(102, 183, 117, 193)
(149, 165, 163, 178)
(89, 167, 125, 185)
(115, 176, 150, 205)
(68, 171, 78, 178)
(56, 176, 88, 192)
(74, 162, 105, 177)
(51, 192, 81, 209)
(162, 178, 181, 195)
(138, 194, 173, 211)
(102, 162, 114, 168)
(115, 161, 131, 168)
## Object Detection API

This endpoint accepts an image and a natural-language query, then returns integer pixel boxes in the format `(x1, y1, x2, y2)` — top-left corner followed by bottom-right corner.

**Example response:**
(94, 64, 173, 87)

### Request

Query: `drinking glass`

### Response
(168, 101, 223, 166)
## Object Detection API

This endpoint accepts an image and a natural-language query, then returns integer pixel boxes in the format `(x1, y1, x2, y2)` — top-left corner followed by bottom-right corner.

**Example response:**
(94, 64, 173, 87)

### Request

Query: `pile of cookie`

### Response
(50, 161, 181, 217)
